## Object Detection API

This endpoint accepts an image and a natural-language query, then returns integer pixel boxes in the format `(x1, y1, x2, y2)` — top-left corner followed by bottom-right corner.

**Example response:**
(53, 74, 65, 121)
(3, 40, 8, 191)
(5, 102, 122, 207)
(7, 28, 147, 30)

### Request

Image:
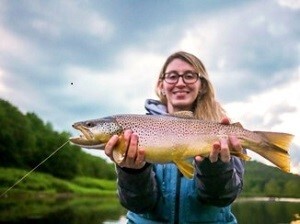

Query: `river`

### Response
(0, 196, 299, 223)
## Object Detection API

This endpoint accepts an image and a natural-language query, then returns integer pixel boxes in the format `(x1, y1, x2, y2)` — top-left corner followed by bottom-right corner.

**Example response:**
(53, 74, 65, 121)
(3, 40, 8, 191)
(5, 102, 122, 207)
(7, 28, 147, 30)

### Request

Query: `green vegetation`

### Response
(0, 167, 116, 197)
(0, 98, 299, 198)
(0, 98, 116, 180)
(241, 161, 300, 198)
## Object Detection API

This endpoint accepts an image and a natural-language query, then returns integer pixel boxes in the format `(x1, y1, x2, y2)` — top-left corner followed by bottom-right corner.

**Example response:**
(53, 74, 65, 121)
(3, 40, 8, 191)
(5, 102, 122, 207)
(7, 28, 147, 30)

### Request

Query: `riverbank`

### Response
(236, 197, 300, 203)
(0, 167, 116, 199)
(1, 167, 300, 199)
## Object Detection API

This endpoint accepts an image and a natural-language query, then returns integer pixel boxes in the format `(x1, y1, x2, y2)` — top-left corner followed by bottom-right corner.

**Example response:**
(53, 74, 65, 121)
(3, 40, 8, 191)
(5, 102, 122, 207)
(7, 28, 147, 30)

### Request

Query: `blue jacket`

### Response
(116, 99, 245, 223)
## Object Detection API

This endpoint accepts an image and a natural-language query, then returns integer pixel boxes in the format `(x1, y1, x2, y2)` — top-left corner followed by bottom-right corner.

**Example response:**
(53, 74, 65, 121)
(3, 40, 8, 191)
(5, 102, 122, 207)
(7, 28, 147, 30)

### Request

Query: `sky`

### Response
(0, 0, 299, 174)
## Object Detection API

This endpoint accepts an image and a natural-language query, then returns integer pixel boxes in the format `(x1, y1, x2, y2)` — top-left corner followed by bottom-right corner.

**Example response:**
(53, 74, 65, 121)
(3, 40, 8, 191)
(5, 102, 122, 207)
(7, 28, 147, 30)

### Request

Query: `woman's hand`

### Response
(195, 117, 243, 163)
(104, 129, 146, 169)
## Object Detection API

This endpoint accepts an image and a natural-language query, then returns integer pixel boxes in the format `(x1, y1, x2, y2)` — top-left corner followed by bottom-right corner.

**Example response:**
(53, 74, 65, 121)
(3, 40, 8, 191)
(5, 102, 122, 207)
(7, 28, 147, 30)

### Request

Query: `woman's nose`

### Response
(175, 76, 186, 86)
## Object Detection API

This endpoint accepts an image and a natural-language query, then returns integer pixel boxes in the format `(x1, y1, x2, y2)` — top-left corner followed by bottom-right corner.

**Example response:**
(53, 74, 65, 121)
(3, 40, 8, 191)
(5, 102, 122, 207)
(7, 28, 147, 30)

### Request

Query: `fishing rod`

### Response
(0, 140, 69, 198)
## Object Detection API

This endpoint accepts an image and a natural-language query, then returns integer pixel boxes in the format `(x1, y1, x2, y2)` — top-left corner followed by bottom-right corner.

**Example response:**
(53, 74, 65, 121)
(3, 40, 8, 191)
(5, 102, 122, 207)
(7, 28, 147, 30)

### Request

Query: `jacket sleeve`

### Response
(195, 155, 245, 207)
(116, 163, 158, 213)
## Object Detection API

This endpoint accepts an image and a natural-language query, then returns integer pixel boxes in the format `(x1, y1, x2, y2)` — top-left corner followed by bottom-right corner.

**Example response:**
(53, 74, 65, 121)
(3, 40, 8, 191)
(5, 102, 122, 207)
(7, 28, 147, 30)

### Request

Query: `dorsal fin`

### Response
(231, 122, 243, 128)
(171, 111, 194, 119)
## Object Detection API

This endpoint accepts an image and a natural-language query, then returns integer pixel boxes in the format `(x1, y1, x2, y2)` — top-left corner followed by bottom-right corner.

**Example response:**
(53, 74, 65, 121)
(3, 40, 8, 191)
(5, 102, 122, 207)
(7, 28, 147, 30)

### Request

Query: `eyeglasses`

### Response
(163, 71, 200, 84)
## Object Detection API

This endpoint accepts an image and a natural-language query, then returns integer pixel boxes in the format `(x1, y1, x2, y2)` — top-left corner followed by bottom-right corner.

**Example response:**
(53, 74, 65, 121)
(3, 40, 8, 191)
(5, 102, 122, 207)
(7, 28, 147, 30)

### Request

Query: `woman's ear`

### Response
(157, 81, 164, 96)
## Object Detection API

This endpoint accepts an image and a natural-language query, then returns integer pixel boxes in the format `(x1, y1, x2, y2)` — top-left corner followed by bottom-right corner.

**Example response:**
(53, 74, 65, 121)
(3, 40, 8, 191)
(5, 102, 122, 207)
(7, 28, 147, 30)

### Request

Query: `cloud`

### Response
(0, 25, 39, 65)
(0, 68, 8, 93)
(0, 0, 299, 174)
(30, 5, 113, 41)
(60, 49, 165, 123)
(224, 69, 300, 174)
(224, 69, 299, 131)
(13, 1, 114, 41)
(175, 0, 299, 102)
(277, 0, 300, 9)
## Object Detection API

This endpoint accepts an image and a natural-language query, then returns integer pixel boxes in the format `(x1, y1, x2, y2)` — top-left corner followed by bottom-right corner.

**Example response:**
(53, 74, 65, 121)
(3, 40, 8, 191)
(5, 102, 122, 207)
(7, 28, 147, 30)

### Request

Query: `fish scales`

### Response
(114, 114, 261, 147)
(116, 115, 253, 159)
(70, 112, 294, 178)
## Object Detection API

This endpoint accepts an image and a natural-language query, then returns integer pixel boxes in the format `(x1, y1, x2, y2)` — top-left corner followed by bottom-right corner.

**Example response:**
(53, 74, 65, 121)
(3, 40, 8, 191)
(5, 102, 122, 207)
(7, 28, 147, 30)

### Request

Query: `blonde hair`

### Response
(155, 51, 227, 122)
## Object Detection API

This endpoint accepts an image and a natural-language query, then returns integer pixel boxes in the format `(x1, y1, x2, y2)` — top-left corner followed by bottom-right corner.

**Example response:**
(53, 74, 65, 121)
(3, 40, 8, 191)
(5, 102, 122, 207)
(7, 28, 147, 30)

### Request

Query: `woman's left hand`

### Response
(195, 117, 243, 163)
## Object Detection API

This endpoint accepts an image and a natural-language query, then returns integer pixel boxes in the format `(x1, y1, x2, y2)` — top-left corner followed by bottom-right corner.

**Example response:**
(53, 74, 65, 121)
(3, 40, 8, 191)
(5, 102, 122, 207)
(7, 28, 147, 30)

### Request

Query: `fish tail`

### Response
(252, 131, 294, 172)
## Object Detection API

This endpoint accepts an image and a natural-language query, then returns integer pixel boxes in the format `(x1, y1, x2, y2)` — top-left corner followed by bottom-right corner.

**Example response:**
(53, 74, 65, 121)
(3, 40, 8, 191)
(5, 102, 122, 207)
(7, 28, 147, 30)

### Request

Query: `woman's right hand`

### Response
(104, 129, 146, 169)
(195, 117, 243, 164)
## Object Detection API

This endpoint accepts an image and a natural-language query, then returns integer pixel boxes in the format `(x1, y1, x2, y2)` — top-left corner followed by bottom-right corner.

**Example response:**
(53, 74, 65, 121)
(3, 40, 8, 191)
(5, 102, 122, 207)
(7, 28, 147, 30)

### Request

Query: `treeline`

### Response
(1, 98, 300, 197)
(0, 98, 116, 180)
(242, 161, 300, 197)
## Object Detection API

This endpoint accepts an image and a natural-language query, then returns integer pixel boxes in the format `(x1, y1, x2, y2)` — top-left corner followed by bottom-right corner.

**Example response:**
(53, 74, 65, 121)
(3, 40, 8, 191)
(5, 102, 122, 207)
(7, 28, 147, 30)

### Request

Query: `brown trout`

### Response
(69, 112, 294, 178)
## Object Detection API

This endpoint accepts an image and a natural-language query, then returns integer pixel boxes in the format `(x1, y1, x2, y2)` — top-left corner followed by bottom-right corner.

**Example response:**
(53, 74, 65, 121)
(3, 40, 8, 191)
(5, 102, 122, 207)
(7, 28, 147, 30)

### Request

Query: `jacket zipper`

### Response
(174, 170, 181, 224)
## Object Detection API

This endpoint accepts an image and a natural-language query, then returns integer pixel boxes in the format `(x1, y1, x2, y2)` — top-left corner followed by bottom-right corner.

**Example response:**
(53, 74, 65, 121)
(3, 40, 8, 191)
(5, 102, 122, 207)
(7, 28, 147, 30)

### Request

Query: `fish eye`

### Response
(85, 121, 95, 128)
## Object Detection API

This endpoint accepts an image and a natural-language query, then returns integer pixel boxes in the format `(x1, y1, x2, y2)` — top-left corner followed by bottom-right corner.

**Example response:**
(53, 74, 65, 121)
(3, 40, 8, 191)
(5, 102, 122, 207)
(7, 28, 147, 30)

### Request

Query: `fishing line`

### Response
(0, 140, 70, 198)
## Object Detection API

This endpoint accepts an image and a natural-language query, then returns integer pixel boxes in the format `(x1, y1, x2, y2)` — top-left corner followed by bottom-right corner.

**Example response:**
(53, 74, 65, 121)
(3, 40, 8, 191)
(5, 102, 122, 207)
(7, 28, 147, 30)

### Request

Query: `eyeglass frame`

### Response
(162, 71, 200, 84)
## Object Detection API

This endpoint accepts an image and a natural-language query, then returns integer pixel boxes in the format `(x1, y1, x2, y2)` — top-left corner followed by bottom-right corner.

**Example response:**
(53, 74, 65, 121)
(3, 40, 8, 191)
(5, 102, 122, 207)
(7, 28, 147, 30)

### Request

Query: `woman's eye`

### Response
(185, 73, 193, 79)
(169, 75, 177, 79)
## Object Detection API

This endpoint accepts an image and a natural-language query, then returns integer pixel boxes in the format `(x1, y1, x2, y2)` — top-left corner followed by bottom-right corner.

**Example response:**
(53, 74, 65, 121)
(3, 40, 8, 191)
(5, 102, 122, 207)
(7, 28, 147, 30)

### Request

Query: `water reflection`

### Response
(0, 195, 126, 224)
(0, 196, 299, 223)
(232, 198, 300, 224)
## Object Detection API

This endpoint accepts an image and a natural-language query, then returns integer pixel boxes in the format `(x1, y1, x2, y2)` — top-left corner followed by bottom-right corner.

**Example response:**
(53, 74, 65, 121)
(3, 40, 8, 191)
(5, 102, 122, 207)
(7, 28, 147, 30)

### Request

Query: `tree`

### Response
(0, 99, 35, 167)
(0, 98, 116, 180)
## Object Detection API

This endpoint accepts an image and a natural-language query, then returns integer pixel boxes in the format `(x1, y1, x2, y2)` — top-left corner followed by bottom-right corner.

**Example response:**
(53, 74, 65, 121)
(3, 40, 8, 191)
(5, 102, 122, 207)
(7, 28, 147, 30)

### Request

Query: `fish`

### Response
(69, 111, 294, 178)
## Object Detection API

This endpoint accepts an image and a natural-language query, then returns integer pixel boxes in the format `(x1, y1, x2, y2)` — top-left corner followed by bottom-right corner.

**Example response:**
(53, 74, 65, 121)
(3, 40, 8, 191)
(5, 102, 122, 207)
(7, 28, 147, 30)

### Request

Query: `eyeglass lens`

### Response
(164, 71, 199, 84)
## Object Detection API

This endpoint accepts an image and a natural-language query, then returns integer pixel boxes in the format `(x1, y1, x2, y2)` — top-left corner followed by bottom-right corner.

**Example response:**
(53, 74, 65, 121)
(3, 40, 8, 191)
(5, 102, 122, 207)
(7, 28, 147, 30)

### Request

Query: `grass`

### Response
(0, 167, 117, 198)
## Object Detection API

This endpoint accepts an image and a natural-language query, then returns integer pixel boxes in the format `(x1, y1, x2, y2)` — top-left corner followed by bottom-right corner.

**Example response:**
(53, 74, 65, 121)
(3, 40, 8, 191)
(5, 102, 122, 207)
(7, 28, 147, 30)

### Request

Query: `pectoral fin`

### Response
(173, 159, 195, 179)
(112, 134, 127, 164)
(230, 151, 251, 161)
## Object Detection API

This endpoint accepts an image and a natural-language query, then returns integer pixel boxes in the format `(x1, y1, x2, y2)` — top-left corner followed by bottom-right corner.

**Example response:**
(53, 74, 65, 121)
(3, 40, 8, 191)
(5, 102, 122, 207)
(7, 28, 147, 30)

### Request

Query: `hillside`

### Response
(0, 98, 116, 180)
(241, 161, 300, 197)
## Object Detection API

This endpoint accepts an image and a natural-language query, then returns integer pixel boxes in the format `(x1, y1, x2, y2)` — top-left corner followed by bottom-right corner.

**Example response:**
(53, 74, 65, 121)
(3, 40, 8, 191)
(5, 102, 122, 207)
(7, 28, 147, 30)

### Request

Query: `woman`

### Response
(105, 51, 244, 223)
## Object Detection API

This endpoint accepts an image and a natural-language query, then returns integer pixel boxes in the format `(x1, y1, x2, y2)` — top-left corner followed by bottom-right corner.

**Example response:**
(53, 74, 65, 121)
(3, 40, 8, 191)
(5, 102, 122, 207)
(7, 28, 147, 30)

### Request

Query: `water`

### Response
(0, 196, 299, 223)
(0, 195, 126, 224)
(232, 198, 300, 224)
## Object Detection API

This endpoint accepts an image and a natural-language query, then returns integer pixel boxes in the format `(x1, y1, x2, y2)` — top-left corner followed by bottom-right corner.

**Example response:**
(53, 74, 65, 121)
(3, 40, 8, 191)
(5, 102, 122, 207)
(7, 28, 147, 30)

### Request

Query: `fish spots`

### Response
(116, 115, 193, 147)
(103, 121, 122, 135)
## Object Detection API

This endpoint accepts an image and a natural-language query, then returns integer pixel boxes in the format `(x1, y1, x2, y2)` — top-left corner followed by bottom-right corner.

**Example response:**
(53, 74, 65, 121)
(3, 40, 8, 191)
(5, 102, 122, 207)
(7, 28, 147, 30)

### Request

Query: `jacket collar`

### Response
(144, 99, 167, 115)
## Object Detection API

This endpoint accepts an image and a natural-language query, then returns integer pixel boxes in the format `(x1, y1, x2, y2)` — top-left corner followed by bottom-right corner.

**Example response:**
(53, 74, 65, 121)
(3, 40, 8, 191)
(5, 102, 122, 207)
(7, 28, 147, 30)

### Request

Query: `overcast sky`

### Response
(1, 0, 299, 174)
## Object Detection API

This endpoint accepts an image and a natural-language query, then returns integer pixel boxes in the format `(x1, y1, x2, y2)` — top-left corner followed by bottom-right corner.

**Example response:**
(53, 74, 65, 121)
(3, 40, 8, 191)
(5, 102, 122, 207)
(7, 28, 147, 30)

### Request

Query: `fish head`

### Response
(69, 116, 123, 149)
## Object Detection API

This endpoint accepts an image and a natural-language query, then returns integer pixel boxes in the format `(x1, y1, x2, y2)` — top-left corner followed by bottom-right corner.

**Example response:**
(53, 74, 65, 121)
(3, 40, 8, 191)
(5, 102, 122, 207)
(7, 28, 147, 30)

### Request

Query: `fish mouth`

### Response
(73, 124, 94, 141)
(69, 124, 105, 149)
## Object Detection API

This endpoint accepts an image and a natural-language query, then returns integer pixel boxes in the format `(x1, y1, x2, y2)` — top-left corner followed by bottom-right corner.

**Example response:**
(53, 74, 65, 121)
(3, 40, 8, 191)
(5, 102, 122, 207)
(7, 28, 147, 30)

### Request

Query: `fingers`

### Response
(104, 129, 133, 162)
(135, 148, 146, 167)
(209, 142, 220, 163)
(220, 117, 230, 125)
(219, 137, 231, 163)
(124, 132, 138, 163)
(104, 134, 119, 160)
(120, 132, 146, 169)
(197, 118, 243, 164)
(195, 155, 204, 163)
(229, 135, 243, 153)
(128, 132, 146, 168)
(208, 137, 230, 163)
(207, 135, 242, 164)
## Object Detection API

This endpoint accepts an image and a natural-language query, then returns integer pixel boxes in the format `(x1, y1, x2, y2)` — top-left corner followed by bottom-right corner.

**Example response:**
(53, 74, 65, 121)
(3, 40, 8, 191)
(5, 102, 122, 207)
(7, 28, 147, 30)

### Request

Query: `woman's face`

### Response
(161, 58, 202, 113)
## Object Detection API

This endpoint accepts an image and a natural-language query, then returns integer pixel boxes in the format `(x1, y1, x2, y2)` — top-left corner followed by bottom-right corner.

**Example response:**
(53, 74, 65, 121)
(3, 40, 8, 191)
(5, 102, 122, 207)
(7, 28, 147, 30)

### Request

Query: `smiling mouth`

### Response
(173, 91, 189, 95)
